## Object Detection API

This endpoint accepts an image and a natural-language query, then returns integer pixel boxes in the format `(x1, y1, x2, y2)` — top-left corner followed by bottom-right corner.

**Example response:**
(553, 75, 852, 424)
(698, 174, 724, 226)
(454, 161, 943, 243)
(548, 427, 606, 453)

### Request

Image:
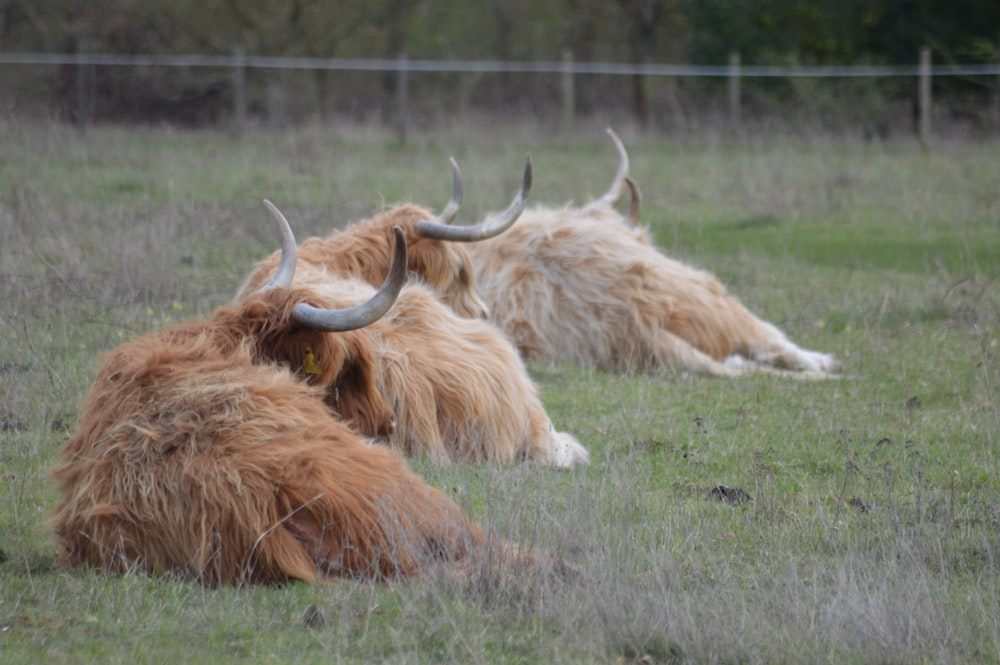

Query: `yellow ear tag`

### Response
(303, 347, 321, 375)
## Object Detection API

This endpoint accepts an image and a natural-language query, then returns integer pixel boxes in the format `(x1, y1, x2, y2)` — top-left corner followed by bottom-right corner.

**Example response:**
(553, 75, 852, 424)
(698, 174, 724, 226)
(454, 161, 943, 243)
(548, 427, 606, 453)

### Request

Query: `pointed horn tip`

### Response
(262, 198, 286, 222)
(606, 127, 627, 152)
(449, 157, 463, 194)
(262, 199, 294, 233)
(435, 156, 463, 225)
(605, 127, 626, 151)
(254, 198, 297, 293)
(448, 156, 462, 181)
(522, 154, 533, 191)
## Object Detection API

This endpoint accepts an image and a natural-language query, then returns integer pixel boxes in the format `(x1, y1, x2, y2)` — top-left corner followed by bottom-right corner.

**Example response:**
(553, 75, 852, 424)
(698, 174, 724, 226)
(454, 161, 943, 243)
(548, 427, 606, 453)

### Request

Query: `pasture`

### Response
(1, 122, 999, 664)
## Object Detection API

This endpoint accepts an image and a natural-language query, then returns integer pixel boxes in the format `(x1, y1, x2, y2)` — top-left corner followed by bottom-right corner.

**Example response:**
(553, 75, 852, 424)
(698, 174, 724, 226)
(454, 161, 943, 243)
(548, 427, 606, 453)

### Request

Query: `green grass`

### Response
(1, 121, 999, 664)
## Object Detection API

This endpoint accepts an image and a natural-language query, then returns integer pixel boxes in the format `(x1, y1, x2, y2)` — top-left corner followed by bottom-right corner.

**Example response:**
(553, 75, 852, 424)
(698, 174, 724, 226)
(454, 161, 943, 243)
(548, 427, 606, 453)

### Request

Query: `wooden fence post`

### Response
(728, 52, 741, 131)
(918, 46, 931, 142)
(232, 48, 246, 134)
(0, 6, 5, 123)
(75, 36, 91, 128)
(561, 49, 575, 132)
(394, 53, 408, 143)
(994, 44, 1000, 130)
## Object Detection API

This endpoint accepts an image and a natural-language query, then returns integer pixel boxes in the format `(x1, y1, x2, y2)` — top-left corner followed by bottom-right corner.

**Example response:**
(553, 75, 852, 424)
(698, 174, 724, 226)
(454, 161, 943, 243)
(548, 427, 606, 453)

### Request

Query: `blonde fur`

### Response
(463, 128, 838, 378)
(236, 205, 588, 467)
(237, 204, 488, 319)
(466, 204, 839, 377)
(300, 271, 588, 466)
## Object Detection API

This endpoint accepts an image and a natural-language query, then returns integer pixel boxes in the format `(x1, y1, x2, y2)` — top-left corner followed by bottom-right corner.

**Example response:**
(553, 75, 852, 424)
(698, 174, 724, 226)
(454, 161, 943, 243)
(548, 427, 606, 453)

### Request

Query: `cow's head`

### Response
(224, 201, 407, 440)
(400, 156, 531, 319)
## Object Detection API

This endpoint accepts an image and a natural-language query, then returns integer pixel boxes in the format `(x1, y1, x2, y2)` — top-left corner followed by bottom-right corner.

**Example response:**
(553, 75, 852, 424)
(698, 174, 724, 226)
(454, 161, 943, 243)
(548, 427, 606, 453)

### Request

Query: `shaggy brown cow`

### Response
(49, 203, 550, 586)
(295, 265, 589, 466)
(236, 157, 533, 319)
(466, 130, 840, 377)
(236, 178, 588, 467)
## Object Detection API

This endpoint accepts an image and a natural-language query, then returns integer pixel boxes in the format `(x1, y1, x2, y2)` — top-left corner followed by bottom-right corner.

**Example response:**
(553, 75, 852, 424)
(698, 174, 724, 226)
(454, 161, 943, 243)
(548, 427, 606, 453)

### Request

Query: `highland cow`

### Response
(466, 129, 840, 377)
(236, 173, 588, 467)
(236, 157, 533, 319)
(296, 264, 589, 466)
(49, 203, 550, 586)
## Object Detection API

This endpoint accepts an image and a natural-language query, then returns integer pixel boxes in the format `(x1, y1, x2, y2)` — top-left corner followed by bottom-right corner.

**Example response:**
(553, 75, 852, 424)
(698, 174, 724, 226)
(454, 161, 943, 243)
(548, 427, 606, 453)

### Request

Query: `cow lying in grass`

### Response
(237, 157, 532, 320)
(466, 129, 840, 377)
(50, 203, 563, 586)
(236, 166, 589, 466)
(293, 263, 588, 466)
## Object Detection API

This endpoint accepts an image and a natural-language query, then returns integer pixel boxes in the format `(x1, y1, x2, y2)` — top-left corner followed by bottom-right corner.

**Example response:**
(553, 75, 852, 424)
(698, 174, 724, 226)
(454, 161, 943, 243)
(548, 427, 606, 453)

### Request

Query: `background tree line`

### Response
(1, 0, 998, 133)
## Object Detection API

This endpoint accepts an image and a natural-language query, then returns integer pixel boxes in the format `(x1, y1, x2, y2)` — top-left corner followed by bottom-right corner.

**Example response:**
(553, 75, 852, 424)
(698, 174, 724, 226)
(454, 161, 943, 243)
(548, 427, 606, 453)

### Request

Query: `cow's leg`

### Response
(649, 327, 747, 376)
(549, 430, 590, 468)
(735, 317, 840, 373)
(520, 403, 590, 468)
(534, 428, 589, 468)
(650, 317, 837, 379)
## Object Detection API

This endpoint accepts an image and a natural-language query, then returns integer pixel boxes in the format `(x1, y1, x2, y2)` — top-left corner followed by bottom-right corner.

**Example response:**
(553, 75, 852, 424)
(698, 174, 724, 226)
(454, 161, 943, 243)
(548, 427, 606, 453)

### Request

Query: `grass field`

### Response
(1, 121, 999, 664)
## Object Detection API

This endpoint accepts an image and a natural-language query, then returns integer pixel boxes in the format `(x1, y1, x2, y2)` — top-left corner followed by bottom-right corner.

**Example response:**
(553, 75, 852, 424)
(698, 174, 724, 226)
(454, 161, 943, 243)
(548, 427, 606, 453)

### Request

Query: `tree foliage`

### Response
(4, 0, 993, 65)
(683, 0, 1000, 65)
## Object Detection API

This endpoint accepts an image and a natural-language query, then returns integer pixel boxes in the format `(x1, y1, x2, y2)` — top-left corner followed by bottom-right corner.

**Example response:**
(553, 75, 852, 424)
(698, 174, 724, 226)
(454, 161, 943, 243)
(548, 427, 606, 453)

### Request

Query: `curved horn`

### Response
(624, 176, 642, 224)
(437, 157, 463, 225)
(257, 199, 298, 292)
(291, 226, 407, 331)
(591, 127, 630, 208)
(414, 154, 532, 242)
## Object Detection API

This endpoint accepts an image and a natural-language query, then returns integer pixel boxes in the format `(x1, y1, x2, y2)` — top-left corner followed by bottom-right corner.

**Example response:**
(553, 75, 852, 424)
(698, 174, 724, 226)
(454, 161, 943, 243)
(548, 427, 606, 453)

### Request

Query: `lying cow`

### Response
(294, 262, 588, 466)
(237, 157, 533, 319)
(49, 203, 560, 586)
(236, 170, 589, 466)
(466, 129, 840, 377)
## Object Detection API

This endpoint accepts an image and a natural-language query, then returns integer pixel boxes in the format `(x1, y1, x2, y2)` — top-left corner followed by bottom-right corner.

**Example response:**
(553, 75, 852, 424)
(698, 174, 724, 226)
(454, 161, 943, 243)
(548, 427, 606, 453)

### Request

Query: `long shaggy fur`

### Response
(374, 285, 585, 465)
(215, 287, 397, 438)
(237, 204, 488, 319)
(466, 203, 840, 377)
(49, 287, 542, 586)
(302, 273, 588, 466)
(236, 210, 588, 467)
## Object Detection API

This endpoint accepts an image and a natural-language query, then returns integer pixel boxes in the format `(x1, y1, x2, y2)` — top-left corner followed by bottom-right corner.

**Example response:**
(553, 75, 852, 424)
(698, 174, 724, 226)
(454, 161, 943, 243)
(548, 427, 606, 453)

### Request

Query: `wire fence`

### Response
(2, 49, 999, 137)
(5, 50, 1000, 77)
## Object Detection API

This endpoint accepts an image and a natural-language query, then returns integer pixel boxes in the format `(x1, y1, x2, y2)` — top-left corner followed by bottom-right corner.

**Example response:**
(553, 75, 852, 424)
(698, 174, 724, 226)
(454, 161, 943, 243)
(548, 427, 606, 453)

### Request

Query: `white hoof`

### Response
(796, 349, 840, 373)
(550, 431, 590, 468)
